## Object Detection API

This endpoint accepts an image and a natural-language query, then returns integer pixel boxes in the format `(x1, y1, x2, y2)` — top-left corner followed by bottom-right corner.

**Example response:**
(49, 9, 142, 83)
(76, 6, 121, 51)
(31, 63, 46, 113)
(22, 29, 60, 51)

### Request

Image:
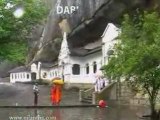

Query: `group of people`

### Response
(94, 71, 109, 92)
(32, 70, 108, 106)
(33, 78, 63, 106)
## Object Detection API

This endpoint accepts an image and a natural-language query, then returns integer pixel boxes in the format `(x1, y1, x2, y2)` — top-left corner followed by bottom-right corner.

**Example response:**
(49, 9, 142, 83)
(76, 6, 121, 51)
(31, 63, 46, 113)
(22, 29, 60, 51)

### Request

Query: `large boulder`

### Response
(28, 0, 159, 63)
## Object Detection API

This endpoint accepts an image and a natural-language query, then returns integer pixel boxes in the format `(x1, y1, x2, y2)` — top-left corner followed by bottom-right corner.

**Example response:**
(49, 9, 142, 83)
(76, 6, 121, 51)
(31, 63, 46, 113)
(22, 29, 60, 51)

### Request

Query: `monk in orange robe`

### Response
(51, 85, 56, 105)
(50, 84, 62, 105)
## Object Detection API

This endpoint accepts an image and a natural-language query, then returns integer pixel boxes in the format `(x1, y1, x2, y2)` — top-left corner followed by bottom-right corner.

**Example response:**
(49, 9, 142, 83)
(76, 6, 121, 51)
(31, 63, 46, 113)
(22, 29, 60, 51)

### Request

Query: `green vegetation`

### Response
(104, 11, 160, 120)
(0, 0, 48, 63)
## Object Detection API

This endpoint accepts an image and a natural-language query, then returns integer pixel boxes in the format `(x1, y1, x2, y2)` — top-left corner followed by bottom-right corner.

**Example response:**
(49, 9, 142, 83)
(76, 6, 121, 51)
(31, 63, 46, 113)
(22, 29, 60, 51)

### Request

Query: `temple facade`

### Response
(9, 23, 120, 84)
(58, 23, 119, 84)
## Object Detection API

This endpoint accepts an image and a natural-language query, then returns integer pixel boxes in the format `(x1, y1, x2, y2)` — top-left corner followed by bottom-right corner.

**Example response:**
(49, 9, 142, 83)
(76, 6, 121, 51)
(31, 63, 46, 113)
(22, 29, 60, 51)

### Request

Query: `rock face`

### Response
(28, 0, 159, 64)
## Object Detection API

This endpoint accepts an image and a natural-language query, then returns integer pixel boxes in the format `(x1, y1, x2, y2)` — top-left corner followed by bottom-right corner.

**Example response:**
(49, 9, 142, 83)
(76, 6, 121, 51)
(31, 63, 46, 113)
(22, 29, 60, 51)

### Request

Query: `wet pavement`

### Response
(0, 83, 149, 120)
(0, 106, 149, 120)
(0, 83, 84, 106)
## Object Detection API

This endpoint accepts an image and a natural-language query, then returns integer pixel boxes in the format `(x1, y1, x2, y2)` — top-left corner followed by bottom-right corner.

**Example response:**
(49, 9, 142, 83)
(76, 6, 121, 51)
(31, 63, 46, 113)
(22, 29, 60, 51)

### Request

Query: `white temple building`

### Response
(9, 62, 59, 83)
(9, 66, 32, 83)
(58, 23, 120, 85)
(9, 23, 120, 84)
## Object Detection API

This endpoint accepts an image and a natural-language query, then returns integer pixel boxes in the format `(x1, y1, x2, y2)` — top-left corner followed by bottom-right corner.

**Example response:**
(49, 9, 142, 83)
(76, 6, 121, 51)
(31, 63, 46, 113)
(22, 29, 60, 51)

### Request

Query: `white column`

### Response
(13, 74, 15, 80)
(29, 74, 31, 81)
(23, 73, 25, 80)
(25, 73, 27, 80)
(10, 73, 15, 83)
(22, 73, 24, 79)
(17, 73, 19, 80)
(89, 62, 93, 74)
(80, 65, 84, 76)
(19, 73, 21, 79)
(12, 73, 15, 82)
(10, 73, 12, 81)
(97, 60, 102, 71)
(21, 73, 24, 81)
(16, 74, 18, 80)
(102, 44, 105, 65)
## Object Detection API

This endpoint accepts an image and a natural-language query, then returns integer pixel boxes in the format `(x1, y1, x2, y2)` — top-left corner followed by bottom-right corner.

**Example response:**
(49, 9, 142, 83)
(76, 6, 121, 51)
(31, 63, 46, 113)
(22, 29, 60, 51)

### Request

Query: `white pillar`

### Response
(13, 74, 15, 80)
(81, 65, 85, 76)
(19, 73, 21, 79)
(21, 73, 24, 81)
(17, 74, 19, 80)
(16, 73, 18, 79)
(37, 62, 41, 79)
(10, 73, 12, 81)
(25, 73, 27, 80)
(23, 73, 25, 79)
(102, 44, 106, 65)
(97, 60, 102, 71)
(29, 73, 31, 80)
(12, 73, 15, 83)
(10, 73, 15, 83)
(89, 63, 93, 74)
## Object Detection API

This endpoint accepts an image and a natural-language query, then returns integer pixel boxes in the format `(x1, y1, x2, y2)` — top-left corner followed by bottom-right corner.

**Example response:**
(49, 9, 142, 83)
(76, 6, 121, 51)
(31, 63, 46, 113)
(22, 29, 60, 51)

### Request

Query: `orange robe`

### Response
(51, 85, 62, 105)
(51, 86, 56, 104)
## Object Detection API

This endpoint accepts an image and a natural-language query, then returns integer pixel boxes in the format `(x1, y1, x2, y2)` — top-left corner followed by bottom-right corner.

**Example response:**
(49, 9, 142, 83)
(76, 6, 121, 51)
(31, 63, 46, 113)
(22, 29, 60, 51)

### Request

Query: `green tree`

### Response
(104, 11, 160, 120)
(0, 0, 48, 63)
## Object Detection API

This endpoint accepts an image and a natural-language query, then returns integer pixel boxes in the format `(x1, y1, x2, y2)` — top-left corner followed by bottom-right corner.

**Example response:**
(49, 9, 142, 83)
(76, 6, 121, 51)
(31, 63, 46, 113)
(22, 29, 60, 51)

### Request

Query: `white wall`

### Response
(64, 51, 102, 84)
(70, 51, 102, 74)
(40, 67, 60, 80)
(102, 23, 119, 65)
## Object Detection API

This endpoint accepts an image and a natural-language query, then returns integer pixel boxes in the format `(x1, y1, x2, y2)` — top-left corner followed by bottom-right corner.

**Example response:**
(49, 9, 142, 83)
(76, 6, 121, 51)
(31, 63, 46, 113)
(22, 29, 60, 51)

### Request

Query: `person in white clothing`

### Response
(94, 76, 101, 92)
(94, 70, 109, 92)
(100, 77, 105, 90)
(104, 77, 109, 86)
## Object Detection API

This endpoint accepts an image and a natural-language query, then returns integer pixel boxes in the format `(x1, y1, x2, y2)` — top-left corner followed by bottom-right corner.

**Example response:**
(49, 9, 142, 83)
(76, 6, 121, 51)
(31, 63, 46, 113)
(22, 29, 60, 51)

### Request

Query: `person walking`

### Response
(50, 84, 62, 105)
(94, 70, 108, 92)
(54, 84, 62, 105)
(33, 83, 39, 106)
(51, 77, 63, 105)
(51, 84, 56, 105)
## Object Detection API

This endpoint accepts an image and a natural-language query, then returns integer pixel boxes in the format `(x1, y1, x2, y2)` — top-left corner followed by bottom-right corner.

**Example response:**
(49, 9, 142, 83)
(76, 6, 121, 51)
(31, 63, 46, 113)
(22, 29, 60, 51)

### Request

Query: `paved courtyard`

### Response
(0, 83, 84, 106)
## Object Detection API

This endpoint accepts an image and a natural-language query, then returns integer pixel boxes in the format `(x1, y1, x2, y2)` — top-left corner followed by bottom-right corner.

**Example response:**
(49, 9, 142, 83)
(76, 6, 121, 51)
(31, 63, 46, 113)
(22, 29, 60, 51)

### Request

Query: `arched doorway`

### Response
(31, 72, 37, 81)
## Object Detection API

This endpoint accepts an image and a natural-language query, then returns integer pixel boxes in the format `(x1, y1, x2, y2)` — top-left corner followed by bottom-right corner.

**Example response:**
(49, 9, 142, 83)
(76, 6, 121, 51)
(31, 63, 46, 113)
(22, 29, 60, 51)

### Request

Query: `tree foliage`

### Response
(0, 0, 48, 63)
(104, 11, 160, 119)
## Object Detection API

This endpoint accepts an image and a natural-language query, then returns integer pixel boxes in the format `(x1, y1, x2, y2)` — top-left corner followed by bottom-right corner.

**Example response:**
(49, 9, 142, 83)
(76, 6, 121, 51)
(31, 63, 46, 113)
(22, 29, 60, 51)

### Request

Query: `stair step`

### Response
(81, 97, 92, 103)
(81, 99, 92, 103)
(83, 97, 92, 101)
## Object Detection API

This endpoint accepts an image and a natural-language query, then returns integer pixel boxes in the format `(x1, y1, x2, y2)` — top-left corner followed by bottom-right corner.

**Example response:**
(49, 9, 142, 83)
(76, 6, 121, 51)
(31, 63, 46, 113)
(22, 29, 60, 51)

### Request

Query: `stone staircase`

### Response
(81, 95, 93, 103)
(79, 80, 160, 106)
(79, 82, 117, 104)
(79, 87, 94, 104)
